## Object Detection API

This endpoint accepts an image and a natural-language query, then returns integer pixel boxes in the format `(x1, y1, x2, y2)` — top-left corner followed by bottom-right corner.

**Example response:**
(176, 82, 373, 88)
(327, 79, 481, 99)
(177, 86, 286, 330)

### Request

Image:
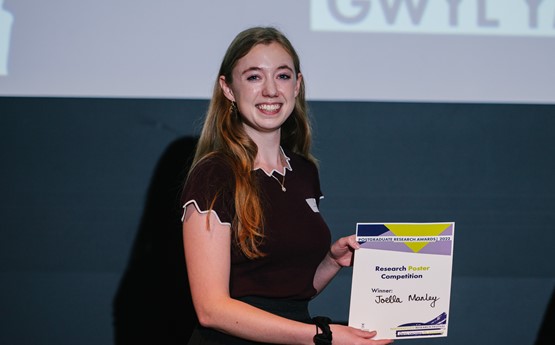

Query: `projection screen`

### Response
(0, 0, 554, 104)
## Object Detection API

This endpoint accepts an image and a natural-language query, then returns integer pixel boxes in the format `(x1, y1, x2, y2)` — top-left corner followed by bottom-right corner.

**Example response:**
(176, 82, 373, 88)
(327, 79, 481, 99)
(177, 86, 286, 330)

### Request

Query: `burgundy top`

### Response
(181, 148, 332, 300)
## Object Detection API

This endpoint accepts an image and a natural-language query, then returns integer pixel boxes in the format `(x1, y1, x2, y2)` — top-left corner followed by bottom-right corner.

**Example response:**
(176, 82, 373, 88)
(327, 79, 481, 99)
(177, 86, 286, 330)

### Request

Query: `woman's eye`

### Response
(246, 75, 260, 81)
(278, 74, 291, 80)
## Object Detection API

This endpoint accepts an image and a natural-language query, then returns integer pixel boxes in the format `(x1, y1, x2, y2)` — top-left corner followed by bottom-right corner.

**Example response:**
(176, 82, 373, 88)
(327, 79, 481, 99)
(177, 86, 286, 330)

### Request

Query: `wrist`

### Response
(312, 316, 332, 344)
(326, 250, 342, 270)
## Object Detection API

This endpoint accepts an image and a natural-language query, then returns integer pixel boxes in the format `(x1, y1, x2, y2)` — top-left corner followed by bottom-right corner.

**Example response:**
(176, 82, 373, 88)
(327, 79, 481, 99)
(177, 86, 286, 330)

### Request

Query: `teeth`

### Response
(258, 104, 280, 111)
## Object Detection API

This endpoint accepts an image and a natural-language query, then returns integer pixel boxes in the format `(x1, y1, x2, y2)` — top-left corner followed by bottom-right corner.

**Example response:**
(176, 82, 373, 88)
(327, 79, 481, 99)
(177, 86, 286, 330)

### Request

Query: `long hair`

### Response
(190, 26, 315, 259)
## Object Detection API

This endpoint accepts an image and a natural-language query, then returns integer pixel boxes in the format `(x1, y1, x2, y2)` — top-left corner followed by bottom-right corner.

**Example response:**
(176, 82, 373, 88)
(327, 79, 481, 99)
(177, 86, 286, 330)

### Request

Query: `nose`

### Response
(262, 79, 278, 97)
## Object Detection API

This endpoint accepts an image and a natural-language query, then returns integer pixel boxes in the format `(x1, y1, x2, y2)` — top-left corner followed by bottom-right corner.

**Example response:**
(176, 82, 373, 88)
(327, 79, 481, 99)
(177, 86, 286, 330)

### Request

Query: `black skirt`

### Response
(187, 296, 312, 345)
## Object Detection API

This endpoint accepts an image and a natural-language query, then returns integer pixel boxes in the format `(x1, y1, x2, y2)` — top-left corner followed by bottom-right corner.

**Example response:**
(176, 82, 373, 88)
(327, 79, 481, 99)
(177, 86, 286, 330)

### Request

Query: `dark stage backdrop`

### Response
(1, 97, 554, 345)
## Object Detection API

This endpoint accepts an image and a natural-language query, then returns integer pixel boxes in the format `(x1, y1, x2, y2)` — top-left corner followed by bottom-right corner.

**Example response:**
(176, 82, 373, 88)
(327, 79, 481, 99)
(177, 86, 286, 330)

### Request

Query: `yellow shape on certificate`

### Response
(385, 223, 452, 253)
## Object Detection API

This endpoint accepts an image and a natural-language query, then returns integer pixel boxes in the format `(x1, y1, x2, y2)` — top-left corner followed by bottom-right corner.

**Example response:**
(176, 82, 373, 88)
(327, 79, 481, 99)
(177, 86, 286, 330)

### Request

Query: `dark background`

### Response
(1, 96, 554, 344)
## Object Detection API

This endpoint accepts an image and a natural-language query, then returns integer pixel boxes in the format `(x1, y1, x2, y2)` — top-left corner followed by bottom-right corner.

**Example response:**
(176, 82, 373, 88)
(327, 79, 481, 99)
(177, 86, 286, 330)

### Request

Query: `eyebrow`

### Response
(240, 65, 294, 76)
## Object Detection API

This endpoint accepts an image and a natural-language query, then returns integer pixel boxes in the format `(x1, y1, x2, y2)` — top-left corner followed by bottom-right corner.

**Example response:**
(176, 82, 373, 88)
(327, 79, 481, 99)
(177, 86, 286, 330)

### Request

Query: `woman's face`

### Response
(220, 42, 302, 136)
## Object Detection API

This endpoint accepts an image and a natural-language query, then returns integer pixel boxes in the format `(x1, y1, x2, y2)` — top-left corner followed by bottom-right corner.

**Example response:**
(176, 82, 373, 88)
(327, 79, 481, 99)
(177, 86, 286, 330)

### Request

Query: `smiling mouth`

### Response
(257, 104, 281, 112)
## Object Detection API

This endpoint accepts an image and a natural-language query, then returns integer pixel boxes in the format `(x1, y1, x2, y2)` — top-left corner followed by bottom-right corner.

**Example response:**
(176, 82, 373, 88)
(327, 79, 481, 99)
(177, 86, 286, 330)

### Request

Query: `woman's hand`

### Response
(330, 324, 394, 345)
(329, 234, 360, 268)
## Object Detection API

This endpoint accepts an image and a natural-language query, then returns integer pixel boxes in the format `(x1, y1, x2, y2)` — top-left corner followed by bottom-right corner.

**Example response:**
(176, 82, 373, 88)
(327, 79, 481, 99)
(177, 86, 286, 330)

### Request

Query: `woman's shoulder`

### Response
(191, 152, 233, 174)
(283, 148, 318, 172)
(185, 152, 236, 193)
(181, 152, 235, 224)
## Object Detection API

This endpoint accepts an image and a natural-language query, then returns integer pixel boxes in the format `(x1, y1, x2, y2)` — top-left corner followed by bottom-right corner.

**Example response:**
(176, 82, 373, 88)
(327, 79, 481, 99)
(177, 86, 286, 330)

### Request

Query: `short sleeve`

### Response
(180, 155, 235, 225)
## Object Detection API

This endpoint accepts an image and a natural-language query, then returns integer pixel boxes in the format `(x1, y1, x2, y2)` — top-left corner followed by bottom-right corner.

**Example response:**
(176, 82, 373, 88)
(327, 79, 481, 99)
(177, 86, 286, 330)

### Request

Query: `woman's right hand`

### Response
(329, 324, 394, 345)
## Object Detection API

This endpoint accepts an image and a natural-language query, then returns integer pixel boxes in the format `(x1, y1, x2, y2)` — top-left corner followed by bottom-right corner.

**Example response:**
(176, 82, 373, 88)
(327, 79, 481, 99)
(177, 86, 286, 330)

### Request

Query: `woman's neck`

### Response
(254, 145, 285, 173)
(247, 127, 283, 172)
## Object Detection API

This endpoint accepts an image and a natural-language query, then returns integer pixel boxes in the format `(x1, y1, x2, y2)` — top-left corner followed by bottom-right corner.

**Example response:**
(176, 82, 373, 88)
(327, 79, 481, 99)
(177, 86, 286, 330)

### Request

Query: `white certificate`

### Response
(348, 222, 455, 340)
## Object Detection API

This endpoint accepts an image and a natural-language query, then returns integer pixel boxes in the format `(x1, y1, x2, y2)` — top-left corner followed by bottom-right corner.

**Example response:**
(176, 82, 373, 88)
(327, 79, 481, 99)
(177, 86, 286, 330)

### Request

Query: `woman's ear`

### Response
(219, 76, 235, 102)
(295, 72, 302, 97)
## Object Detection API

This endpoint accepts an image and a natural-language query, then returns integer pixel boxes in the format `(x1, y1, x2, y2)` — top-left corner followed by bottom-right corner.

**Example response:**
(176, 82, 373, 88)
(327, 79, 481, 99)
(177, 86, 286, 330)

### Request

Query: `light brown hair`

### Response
(190, 26, 316, 258)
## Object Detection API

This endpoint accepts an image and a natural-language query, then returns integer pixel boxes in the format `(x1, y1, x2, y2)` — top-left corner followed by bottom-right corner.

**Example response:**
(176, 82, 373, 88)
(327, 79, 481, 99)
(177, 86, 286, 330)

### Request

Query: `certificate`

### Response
(348, 222, 455, 339)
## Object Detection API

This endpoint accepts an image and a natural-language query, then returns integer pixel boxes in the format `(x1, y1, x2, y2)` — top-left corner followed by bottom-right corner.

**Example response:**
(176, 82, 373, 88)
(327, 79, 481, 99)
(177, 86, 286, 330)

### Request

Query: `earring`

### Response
(229, 101, 237, 117)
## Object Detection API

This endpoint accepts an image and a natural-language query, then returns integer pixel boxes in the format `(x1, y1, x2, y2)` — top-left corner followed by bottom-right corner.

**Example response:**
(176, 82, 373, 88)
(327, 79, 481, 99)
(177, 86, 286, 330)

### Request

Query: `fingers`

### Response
(333, 325, 394, 344)
(336, 234, 359, 249)
(347, 234, 360, 249)
(352, 328, 394, 343)
(352, 328, 377, 338)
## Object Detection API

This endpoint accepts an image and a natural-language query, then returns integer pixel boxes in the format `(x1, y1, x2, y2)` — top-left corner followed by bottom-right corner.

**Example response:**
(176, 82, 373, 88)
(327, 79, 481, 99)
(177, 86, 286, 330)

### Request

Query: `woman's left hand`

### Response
(329, 234, 360, 268)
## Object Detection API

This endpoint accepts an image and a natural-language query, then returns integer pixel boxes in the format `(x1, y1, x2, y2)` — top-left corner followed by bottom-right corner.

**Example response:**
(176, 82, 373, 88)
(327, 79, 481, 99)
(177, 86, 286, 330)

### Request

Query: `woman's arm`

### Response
(312, 234, 360, 294)
(183, 204, 315, 344)
(184, 208, 392, 344)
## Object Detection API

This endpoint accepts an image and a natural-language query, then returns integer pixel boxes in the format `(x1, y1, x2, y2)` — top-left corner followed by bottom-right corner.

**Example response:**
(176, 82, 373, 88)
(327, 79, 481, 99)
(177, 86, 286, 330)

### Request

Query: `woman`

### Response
(181, 26, 392, 345)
